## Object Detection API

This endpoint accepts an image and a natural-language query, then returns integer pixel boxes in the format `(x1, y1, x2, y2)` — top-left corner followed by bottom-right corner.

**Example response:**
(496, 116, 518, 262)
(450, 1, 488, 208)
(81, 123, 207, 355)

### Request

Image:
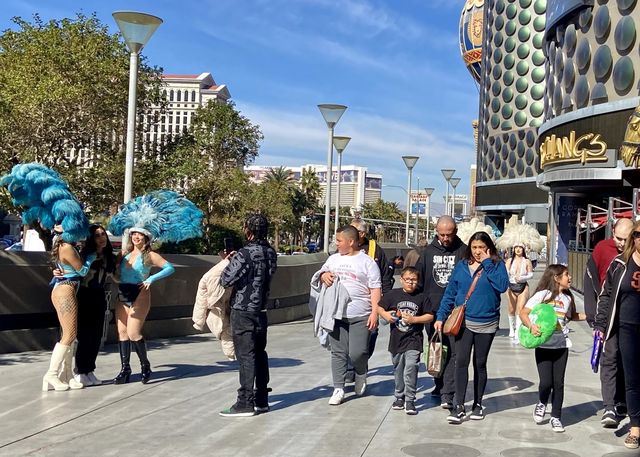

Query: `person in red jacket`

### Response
(584, 218, 633, 427)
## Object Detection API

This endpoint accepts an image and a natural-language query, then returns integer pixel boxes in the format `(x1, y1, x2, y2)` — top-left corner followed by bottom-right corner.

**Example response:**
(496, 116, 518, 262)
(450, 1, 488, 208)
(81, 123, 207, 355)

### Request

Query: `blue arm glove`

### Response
(143, 262, 175, 285)
(75, 253, 97, 277)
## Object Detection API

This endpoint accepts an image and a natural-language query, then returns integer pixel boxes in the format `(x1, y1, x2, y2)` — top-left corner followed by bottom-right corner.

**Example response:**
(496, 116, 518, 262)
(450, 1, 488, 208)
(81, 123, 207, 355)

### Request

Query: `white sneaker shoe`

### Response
(74, 373, 92, 387)
(87, 372, 102, 386)
(329, 388, 345, 405)
(550, 417, 565, 432)
(508, 327, 515, 338)
(533, 402, 546, 424)
(354, 374, 367, 396)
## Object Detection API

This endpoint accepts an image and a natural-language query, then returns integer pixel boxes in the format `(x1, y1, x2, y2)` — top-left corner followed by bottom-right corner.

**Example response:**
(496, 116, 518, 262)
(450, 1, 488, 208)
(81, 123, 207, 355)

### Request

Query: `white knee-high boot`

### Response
(508, 315, 516, 338)
(42, 343, 70, 392)
(59, 341, 84, 389)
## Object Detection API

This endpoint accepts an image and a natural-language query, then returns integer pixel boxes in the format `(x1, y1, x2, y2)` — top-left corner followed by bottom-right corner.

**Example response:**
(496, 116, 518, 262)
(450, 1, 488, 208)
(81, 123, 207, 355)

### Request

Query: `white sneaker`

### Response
(533, 402, 546, 424)
(87, 372, 102, 386)
(508, 327, 515, 338)
(329, 388, 345, 405)
(74, 373, 91, 387)
(550, 417, 565, 433)
(354, 374, 367, 396)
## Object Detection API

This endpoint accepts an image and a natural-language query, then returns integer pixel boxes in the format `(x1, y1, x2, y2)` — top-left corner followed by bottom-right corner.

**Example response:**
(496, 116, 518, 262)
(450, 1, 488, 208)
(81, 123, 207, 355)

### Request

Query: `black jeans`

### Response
(426, 322, 456, 400)
(535, 347, 568, 419)
(454, 326, 495, 407)
(75, 287, 107, 374)
(619, 322, 640, 427)
(231, 309, 269, 408)
(600, 331, 626, 410)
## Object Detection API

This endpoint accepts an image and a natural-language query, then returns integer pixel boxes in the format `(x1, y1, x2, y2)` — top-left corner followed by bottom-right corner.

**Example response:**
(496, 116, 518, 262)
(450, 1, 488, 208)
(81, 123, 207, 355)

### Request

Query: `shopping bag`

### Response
(425, 330, 447, 377)
(591, 331, 604, 373)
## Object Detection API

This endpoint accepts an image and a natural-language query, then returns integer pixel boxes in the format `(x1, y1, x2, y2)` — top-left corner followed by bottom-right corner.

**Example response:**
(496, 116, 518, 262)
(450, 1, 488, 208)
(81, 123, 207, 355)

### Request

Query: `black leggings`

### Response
(619, 322, 640, 427)
(76, 286, 108, 374)
(535, 347, 568, 419)
(454, 326, 496, 407)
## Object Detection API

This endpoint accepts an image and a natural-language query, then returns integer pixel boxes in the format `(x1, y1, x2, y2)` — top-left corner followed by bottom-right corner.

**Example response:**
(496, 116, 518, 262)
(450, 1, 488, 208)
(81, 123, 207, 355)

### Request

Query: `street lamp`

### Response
(414, 176, 420, 244)
(332, 135, 351, 241)
(424, 187, 434, 241)
(441, 168, 456, 216)
(402, 156, 419, 246)
(450, 177, 461, 219)
(113, 11, 163, 204)
(318, 104, 347, 253)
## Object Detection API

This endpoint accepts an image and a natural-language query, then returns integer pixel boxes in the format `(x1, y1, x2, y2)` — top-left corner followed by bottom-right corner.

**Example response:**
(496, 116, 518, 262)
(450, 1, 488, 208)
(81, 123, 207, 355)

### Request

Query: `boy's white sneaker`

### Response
(329, 388, 345, 405)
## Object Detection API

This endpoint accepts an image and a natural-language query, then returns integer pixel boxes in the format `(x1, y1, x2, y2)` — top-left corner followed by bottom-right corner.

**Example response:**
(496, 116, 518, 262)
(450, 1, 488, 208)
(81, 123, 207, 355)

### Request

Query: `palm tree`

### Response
(263, 166, 295, 250)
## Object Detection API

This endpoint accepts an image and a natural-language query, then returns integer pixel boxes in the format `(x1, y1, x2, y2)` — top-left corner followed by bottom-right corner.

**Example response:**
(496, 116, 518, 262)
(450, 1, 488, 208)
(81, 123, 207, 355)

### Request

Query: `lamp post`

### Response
(414, 176, 420, 244)
(402, 156, 419, 246)
(441, 168, 456, 216)
(113, 11, 163, 204)
(332, 136, 351, 241)
(318, 104, 347, 253)
(450, 177, 461, 219)
(424, 187, 434, 241)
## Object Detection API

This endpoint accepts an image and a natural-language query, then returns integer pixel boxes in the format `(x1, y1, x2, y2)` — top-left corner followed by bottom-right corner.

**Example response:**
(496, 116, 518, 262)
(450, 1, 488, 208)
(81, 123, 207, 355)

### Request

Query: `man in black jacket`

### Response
(415, 215, 467, 407)
(219, 214, 278, 417)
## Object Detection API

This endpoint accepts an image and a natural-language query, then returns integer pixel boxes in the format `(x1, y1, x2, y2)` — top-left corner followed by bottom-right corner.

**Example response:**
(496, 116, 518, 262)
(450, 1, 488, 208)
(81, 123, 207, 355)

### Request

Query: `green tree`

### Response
(164, 100, 263, 252)
(261, 166, 295, 251)
(361, 199, 405, 242)
(0, 13, 166, 217)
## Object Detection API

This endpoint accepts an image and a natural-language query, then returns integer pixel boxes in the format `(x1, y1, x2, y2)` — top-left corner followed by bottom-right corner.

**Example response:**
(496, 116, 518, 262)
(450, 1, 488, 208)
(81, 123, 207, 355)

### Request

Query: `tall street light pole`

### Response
(441, 168, 456, 216)
(450, 177, 461, 220)
(332, 136, 351, 241)
(414, 176, 420, 244)
(112, 11, 163, 204)
(424, 187, 434, 241)
(318, 104, 347, 253)
(402, 156, 419, 246)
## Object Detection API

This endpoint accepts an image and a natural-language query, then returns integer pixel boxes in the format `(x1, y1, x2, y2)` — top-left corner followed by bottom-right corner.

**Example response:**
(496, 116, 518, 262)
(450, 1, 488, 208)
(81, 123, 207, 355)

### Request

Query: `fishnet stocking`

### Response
(51, 284, 78, 345)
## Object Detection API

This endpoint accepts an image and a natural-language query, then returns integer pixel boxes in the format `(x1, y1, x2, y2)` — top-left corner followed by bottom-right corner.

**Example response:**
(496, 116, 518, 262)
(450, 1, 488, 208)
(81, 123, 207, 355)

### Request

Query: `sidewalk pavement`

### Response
(0, 268, 633, 457)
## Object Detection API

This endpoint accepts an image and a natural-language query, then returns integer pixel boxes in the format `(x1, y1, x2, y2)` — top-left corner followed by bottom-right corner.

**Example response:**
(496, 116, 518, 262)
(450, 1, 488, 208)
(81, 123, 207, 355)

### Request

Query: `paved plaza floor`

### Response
(0, 271, 636, 457)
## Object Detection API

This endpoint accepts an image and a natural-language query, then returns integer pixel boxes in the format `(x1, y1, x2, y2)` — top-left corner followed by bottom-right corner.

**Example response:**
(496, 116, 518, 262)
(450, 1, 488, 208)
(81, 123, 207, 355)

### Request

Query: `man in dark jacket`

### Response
(219, 214, 278, 417)
(584, 218, 633, 427)
(415, 215, 466, 407)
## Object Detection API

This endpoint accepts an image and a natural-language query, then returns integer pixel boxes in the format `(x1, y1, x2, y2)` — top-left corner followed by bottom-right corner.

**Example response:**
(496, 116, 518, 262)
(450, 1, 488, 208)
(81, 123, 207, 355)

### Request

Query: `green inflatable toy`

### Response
(519, 303, 558, 349)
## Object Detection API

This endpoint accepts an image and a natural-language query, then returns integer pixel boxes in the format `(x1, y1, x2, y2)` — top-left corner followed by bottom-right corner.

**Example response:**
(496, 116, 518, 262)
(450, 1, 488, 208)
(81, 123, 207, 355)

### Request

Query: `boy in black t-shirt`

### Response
(378, 266, 433, 415)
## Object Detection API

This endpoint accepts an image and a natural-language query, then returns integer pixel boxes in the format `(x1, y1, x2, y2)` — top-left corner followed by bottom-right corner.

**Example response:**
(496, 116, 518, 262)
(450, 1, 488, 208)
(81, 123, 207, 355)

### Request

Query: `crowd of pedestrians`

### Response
(25, 190, 640, 449)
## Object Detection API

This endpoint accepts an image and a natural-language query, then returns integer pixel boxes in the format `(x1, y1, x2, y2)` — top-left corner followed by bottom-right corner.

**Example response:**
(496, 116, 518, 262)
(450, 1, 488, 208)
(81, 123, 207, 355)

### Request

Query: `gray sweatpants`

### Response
(329, 317, 370, 388)
(392, 349, 421, 402)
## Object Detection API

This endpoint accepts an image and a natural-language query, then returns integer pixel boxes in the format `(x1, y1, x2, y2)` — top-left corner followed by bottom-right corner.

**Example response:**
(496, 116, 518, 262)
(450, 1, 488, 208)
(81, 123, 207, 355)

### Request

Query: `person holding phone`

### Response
(433, 231, 509, 423)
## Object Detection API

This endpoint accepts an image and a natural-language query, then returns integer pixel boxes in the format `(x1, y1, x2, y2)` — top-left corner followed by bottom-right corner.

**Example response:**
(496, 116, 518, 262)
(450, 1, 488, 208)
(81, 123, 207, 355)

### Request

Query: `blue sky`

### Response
(3, 0, 480, 209)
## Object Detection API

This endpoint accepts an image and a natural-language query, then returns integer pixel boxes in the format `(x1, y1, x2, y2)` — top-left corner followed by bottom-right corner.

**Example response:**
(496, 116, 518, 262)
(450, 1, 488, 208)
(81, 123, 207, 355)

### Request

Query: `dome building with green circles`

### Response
(472, 0, 640, 267)
(473, 0, 550, 239)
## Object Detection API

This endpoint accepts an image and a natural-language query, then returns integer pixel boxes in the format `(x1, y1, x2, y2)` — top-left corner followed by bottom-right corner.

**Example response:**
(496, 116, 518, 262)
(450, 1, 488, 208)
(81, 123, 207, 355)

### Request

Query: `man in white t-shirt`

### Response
(318, 225, 381, 406)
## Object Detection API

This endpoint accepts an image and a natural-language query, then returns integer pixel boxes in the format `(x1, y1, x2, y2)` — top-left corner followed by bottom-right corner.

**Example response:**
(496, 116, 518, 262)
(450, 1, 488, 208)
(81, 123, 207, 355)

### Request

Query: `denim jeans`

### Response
(231, 309, 269, 408)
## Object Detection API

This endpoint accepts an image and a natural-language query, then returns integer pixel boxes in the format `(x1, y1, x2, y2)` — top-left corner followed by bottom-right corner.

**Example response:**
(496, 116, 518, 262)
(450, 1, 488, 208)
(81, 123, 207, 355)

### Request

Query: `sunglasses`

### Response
(633, 231, 640, 239)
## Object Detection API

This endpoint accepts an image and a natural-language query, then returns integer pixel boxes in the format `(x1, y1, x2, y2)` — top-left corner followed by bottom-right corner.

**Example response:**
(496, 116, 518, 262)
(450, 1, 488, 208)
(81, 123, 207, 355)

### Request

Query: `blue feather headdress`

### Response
(108, 190, 203, 243)
(0, 163, 89, 242)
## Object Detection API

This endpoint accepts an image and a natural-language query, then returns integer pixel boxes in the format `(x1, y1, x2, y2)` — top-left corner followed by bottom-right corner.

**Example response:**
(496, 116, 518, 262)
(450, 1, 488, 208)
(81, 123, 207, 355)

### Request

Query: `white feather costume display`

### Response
(496, 217, 544, 252)
(457, 217, 496, 245)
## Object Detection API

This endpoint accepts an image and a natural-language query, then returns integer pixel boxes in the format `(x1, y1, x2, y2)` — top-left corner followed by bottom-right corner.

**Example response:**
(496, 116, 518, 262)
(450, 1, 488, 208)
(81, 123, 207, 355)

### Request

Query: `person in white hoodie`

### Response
(192, 251, 235, 360)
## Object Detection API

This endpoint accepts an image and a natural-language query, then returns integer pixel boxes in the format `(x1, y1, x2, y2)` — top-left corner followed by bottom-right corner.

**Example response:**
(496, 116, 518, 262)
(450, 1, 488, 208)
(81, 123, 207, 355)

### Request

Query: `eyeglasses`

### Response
(632, 231, 640, 239)
(401, 278, 418, 283)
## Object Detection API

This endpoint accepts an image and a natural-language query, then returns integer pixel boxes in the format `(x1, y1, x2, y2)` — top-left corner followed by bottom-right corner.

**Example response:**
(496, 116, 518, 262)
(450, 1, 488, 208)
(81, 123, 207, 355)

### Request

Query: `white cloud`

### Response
(238, 100, 476, 203)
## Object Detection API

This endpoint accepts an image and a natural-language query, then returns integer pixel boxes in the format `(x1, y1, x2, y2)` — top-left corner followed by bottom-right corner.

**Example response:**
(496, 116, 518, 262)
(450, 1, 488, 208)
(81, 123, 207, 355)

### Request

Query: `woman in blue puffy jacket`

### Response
(434, 231, 509, 424)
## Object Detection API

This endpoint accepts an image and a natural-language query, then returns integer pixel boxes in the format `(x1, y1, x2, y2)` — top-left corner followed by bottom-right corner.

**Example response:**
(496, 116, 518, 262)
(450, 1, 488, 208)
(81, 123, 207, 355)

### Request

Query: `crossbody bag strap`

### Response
(463, 269, 483, 305)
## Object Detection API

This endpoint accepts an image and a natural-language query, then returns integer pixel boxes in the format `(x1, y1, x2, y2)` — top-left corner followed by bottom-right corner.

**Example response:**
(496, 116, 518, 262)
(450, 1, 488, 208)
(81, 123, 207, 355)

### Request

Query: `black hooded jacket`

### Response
(414, 236, 467, 313)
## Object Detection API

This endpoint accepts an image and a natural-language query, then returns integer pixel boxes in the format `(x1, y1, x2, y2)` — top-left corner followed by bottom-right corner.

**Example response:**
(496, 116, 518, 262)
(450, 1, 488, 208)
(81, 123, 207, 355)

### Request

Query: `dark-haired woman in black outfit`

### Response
(74, 224, 116, 386)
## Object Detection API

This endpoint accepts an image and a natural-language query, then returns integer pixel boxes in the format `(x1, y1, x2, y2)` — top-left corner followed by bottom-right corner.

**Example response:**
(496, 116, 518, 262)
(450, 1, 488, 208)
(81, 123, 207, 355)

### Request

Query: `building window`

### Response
(170, 90, 174, 101)
(191, 90, 196, 102)
(177, 90, 181, 102)
(162, 89, 167, 100)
